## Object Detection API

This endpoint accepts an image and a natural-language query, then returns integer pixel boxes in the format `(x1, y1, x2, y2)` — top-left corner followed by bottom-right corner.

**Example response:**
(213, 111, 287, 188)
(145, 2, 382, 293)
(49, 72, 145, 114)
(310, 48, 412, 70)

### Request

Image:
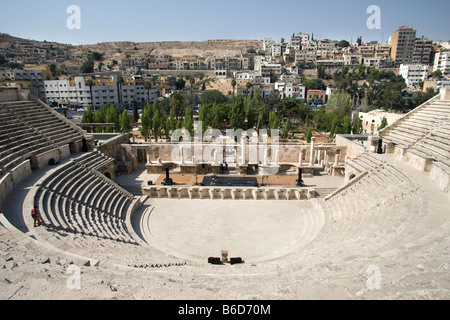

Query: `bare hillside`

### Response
(80, 39, 262, 59)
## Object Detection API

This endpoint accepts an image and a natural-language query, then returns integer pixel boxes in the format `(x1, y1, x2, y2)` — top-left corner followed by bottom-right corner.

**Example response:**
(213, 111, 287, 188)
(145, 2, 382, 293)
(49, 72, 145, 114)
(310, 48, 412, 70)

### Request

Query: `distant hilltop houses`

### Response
(1, 27, 449, 109)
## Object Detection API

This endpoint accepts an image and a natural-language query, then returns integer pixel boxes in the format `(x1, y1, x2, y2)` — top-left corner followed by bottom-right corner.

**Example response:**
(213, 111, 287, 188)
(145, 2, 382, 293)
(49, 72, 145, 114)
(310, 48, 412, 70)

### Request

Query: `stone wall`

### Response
(0, 88, 17, 102)
(0, 160, 32, 208)
(143, 186, 315, 201)
(430, 163, 449, 192)
(95, 134, 138, 176)
(139, 142, 346, 166)
(335, 134, 367, 160)
(30, 147, 69, 170)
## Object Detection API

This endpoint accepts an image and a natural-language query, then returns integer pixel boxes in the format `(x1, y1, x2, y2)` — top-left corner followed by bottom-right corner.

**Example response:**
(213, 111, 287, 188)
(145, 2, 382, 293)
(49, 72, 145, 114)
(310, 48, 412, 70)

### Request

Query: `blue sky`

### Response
(1, 0, 449, 45)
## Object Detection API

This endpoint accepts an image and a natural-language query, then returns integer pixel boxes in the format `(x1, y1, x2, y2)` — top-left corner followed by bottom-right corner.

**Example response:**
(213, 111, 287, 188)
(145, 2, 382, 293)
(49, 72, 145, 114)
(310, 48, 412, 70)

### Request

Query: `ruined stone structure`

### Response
(0, 89, 449, 300)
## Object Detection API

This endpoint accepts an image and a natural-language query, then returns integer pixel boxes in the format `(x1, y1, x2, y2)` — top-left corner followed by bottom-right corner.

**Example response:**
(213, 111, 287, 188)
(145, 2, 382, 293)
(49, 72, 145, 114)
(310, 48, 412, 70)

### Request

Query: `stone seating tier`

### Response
(34, 152, 136, 244)
(0, 101, 87, 174)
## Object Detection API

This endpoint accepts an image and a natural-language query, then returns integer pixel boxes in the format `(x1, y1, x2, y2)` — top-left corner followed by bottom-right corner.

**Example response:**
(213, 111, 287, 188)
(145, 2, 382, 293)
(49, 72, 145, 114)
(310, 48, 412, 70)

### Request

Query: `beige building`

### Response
(359, 109, 404, 134)
(306, 90, 326, 104)
(390, 27, 417, 65)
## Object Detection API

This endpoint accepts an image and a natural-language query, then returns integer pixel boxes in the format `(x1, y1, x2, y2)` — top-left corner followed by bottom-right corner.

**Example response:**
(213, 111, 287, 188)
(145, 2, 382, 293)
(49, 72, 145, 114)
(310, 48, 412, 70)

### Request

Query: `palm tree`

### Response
(231, 79, 237, 97)
(170, 92, 183, 120)
(246, 82, 253, 96)
(117, 75, 124, 106)
(86, 79, 94, 110)
(144, 81, 152, 102)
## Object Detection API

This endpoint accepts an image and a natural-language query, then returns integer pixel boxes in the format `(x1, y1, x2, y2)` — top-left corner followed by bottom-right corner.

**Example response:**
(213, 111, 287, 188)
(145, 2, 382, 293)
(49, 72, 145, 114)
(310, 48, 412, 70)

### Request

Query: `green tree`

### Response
(378, 117, 388, 131)
(105, 105, 119, 133)
(170, 92, 183, 119)
(81, 56, 95, 74)
(282, 119, 291, 139)
(317, 63, 325, 79)
(152, 108, 162, 140)
(342, 115, 352, 134)
(133, 102, 139, 123)
(81, 106, 95, 129)
(229, 94, 246, 130)
(91, 52, 104, 61)
(352, 115, 363, 134)
(167, 109, 176, 132)
(119, 110, 132, 133)
(140, 103, 153, 141)
(268, 111, 280, 130)
(49, 63, 57, 77)
(337, 40, 350, 48)
(211, 103, 224, 130)
(201, 90, 228, 105)
(305, 126, 313, 143)
(198, 104, 210, 134)
(175, 77, 186, 90)
(183, 107, 194, 135)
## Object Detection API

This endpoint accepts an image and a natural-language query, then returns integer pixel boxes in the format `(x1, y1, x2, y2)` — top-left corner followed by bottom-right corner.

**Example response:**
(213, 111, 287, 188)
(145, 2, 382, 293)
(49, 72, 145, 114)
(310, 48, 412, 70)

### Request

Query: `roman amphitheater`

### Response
(0, 86, 449, 300)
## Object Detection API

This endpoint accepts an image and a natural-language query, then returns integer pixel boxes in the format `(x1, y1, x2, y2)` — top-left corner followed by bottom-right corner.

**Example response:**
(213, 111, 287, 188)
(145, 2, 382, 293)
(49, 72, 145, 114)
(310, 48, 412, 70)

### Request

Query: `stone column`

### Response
(334, 153, 340, 166)
(180, 147, 185, 164)
(241, 137, 246, 164)
(309, 137, 316, 166)
(264, 149, 269, 166)
(299, 151, 303, 166)
(275, 150, 279, 166)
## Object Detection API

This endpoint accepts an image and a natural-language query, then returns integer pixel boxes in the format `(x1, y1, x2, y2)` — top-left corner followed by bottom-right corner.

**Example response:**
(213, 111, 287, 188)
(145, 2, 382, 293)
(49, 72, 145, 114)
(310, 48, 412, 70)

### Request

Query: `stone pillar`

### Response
(241, 137, 246, 164)
(146, 154, 152, 164)
(214, 151, 218, 164)
(299, 151, 303, 166)
(180, 147, 185, 164)
(275, 150, 279, 166)
(309, 137, 316, 165)
(264, 149, 269, 166)
(334, 153, 340, 166)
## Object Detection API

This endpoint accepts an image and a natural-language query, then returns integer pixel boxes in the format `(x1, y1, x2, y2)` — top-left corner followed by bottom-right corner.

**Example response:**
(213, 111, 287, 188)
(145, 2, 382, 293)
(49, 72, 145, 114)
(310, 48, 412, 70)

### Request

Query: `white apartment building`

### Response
(44, 76, 157, 109)
(234, 71, 270, 85)
(295, 51, 317, 65)
(303, 40, 318, 52)
(263, 38, 275, 53)
(45, 77, 93, 108)
(433, 50, 450, 79)
(272, 43, 282, 57)
(399, 64, 429, 89)
(317, 40, 336, 51)
(343, 54, 363, 66)
(275, 81, 305, 100)
(291, 33, 310, 49)
(364, 57, 381, 69)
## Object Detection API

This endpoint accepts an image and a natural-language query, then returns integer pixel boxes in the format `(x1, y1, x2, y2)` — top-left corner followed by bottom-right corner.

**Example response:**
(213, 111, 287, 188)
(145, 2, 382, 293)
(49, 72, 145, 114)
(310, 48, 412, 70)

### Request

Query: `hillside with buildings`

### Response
(1, 28, 450, 122)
